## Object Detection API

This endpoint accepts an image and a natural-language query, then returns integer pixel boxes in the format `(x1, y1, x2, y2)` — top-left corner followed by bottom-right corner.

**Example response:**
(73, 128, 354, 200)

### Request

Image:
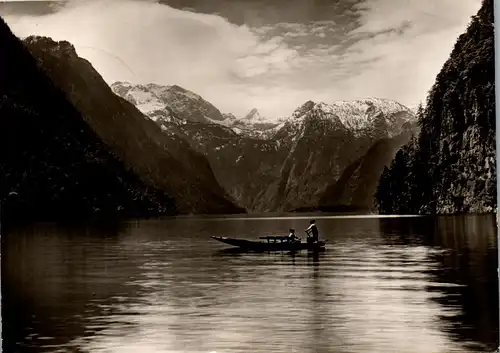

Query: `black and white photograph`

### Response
(0, 0, 497, 352)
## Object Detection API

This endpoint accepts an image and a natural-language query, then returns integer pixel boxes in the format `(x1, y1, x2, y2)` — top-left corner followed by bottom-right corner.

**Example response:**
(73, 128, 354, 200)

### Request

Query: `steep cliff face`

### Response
(0, 17, 176, 222)
(23, 36, 244, 215)
(376, 0, 496, 214)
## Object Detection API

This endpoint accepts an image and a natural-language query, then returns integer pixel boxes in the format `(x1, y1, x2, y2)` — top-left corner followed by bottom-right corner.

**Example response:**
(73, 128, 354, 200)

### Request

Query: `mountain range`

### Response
(0, 0, 494, 221)
(112, 82, 418, 212)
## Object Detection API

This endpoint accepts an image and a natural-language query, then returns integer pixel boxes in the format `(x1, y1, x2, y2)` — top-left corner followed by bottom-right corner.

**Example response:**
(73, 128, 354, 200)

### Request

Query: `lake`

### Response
(2, 214, 498, 353)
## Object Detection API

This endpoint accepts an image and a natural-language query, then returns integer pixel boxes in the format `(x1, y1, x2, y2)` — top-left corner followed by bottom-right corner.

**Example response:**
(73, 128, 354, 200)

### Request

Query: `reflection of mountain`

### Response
(1, 221, 249, 353)
(429, 216, 498, 351)
(4, 216, 497, 352)
(378, 215, 499, 351)
(1, 223, 141, 352)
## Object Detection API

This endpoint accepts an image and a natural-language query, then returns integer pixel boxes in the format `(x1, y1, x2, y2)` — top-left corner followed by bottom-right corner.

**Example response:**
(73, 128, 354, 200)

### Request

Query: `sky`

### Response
(0, 0, 482, 118)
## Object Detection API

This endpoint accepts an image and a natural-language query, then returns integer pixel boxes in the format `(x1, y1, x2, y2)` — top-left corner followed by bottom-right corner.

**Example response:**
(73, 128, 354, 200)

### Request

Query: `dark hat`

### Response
(309, 219, 316, 224)
(289, 228, 295, 232)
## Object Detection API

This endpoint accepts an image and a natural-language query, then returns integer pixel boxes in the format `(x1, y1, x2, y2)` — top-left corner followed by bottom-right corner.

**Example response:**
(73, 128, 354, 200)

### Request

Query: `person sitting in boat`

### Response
(288, 228, 298, 242)
(305, 220, 319, 243)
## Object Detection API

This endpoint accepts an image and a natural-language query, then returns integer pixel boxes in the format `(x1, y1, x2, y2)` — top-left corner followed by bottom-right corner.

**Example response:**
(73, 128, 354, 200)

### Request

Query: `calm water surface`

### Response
(2, 214, 498, 353)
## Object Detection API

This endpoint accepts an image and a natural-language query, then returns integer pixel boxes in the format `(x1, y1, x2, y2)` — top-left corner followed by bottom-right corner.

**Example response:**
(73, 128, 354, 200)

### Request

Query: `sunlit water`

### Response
(2, 214, 498, 353)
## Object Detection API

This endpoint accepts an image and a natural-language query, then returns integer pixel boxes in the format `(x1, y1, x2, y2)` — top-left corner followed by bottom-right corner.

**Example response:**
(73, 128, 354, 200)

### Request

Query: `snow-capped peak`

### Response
(243, 108, 264, 122)
(288, 97, 416, 138)
(113, 80, 132, 88)
(146, 83, 204, 103)
(111, 81, 226, 123)
(229, 108, 280, 135)
(112, 79, 416, 140)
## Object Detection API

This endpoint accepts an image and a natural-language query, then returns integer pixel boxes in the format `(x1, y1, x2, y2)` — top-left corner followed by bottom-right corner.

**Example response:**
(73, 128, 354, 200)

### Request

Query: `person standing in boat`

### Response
(305, 220, 319, 243)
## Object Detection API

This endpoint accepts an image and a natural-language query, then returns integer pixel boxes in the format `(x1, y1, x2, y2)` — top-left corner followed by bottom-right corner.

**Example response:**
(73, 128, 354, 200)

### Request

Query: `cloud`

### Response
(333, 0, 483, 105)
(3, 0, 303, 116)
(2, 0, 482, 118)
(352, 0, 481, 35)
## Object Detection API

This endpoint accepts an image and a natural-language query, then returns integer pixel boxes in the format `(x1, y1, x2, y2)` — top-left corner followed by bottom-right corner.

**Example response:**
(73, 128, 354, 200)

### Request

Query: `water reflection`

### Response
(378, 215, 498, 351)
(1, 222, 145, 353)
(430, 216, 498, 351)
(2, 214, 498, 353)
(305, 250, 337, 352)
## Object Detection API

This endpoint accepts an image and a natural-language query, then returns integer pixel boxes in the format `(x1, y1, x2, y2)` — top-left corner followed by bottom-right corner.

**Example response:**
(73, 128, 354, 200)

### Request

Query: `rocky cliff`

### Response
(23, 36, 244, 215)
(0, 17, 176, 222)
(375, 0, 496, 214)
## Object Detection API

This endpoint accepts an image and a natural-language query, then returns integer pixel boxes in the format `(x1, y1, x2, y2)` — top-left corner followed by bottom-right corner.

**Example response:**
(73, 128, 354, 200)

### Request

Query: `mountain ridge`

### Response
(21, 34, 244, 216)
(112, 81, 416, 139)
(0, 18, 179, 222)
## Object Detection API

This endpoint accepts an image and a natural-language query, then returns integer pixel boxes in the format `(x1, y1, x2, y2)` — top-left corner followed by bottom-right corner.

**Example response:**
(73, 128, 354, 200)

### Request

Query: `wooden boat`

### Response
(211, 235, 326, 252)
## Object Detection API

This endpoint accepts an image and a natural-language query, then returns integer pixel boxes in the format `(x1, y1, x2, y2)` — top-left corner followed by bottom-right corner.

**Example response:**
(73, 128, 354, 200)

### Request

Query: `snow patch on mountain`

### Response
(330, 98, 414, 128)
(147, 83, 203, 102)
(112, 81, 415, 141)
(288, 97, 416, 138)
(111, 82, 225, 124)
(111, 81, 176, 124)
